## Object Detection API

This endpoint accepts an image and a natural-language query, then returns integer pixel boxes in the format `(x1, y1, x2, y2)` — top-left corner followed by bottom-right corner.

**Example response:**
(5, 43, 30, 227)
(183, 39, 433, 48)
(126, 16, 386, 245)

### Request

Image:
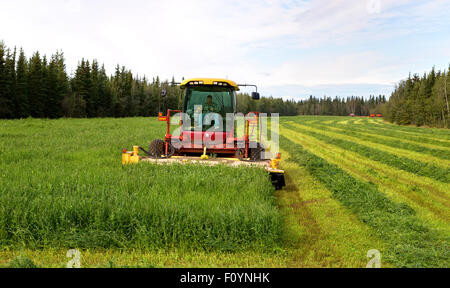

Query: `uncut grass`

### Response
(283, 122, 450, 183)
(306, 122, 450, 160)
(0, 118, 281, 251)
(278, 133, 449, 268)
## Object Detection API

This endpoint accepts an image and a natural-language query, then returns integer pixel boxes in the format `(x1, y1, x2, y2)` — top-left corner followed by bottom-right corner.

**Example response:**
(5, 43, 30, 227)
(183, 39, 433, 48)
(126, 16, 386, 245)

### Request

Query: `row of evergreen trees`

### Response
(237, 94, 386, 116)
(0, 46, 68, 119)
(385, 67, 450, 128)
(296, 95, 386, 116)
(1, 42, 388, 119)
(0, 42, 183, 119)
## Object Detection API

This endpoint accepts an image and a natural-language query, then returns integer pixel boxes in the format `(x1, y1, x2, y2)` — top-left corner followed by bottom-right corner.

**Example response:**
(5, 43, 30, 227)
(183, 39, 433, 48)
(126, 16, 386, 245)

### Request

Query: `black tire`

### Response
(166, 142, 176, 158)
(149, 139, 165, 159)
(271, 173, 286, 190)
(249, 142, 265, 162)
(235, 148, 245, 160)
(249, 148, 262, 161)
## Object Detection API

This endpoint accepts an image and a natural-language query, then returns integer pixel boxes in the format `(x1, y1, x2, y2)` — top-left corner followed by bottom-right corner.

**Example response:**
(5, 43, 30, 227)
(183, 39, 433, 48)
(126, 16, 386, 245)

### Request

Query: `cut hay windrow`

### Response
(277, 148, 389, 268)
(287, 121, 450, 168)
(336, 120, 351, 125)
(281, 126, 450, 226)
(301, 116, 450, 143)
(278, 133, 449, 268)
(305, 122, 450, 160)
(282, 122, 450, 183)
(374, 121, 450, 139)
(317, 120, 450, 148)
(325, 121, 450, 151)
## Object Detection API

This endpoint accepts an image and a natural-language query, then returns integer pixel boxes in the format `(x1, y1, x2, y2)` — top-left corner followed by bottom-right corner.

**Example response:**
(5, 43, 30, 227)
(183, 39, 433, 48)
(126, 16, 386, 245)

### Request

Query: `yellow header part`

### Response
(180, 78, 240, 91)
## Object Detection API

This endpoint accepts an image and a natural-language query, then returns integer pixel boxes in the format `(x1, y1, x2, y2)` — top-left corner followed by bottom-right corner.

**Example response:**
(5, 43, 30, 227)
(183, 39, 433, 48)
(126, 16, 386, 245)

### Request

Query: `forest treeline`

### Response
(385, 67, 450, 128)
(5, 42, 447, 127)
(0, 42, 388, 119)
(0, 42, 181, 119)
(238, 93, 386, 116)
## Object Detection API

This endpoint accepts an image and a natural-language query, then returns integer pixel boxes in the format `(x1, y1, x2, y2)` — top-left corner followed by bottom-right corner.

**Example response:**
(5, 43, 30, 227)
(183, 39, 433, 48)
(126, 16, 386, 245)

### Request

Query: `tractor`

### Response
(122, 78, 285, 190)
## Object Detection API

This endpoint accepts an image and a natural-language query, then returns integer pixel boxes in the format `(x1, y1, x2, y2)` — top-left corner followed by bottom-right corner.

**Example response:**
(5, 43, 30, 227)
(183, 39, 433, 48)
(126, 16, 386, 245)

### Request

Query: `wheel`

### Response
(249, 142, 265, 161)
(235, 148, 245, 160)
(149, 139, 165, 159)
(165, 142, 176, 158)
(271, 173, 286, 190)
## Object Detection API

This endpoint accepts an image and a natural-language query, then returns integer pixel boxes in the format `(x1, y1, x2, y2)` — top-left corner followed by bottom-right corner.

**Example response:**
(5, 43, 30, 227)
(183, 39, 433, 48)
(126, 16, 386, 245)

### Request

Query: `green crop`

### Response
(1, 116, 449, 268)
(0, 118, 281, 251)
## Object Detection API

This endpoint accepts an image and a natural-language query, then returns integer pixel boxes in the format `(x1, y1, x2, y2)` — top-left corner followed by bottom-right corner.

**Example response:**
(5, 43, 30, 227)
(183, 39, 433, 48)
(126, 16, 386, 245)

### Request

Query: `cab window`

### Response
(183, 86, 235, 131)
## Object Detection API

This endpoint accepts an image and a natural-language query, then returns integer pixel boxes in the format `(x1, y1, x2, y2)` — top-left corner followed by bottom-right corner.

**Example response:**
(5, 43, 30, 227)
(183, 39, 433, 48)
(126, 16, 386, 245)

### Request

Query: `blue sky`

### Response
(1, 0, 449, 100)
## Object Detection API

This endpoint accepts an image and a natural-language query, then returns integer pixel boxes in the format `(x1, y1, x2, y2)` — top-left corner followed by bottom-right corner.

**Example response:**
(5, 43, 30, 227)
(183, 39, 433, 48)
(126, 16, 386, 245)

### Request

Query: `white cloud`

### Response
(264, 51, 393, 85)
(0, 0, 449, 97)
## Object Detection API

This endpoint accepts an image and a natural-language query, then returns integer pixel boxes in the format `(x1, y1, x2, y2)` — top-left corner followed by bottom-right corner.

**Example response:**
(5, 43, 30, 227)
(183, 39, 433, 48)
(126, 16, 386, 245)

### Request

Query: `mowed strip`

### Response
(284, 122, 450, 183)
(337, 119, 352, 125)
(0, 248, 290, 268)
(279, 133, 449, 268)
(331, 121, 450, 151)
(288, 121, 450, 168)
(277, 149, 388, 267)
(371, 119, 384, 125)
(281, 126, 450, 228)
(307, 122, 450, 160)
(337, 122, 450, 148)
(376, 121, 450, 140)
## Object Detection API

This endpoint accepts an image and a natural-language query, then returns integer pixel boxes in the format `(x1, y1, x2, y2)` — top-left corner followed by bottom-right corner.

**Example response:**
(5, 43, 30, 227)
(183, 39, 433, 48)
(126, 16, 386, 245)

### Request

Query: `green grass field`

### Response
(0, 116, 448, 267)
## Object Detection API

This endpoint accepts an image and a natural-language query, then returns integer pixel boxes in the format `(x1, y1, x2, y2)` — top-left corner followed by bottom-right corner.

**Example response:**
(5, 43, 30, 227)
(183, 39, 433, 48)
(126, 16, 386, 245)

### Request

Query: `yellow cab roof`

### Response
(180, 78, 240, 91)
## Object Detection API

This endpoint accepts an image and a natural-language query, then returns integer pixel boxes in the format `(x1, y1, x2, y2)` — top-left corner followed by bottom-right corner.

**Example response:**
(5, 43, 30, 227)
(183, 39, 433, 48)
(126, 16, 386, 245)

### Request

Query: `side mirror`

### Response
(252, 92, 260, 100)
(161, 89, 167, 98)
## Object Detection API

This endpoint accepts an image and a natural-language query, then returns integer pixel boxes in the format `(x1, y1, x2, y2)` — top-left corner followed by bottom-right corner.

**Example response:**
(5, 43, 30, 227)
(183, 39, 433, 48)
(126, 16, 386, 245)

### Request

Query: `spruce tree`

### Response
(0, 42, 8, 118)
(97, 64, 111, 117)
(28, 52, 44, 118)
(89, 60, 99, 117)
(41, 55, 50, 118)
(4, 47, 16, 119)
(55, 51, 69, 118)
(15, 48, 29, 118)
(46, 54, 60, 118)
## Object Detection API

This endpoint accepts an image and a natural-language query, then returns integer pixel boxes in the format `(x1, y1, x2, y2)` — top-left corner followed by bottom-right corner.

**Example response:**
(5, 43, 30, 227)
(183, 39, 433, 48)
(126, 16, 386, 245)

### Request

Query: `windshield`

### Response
(183, 86, 236, 131)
